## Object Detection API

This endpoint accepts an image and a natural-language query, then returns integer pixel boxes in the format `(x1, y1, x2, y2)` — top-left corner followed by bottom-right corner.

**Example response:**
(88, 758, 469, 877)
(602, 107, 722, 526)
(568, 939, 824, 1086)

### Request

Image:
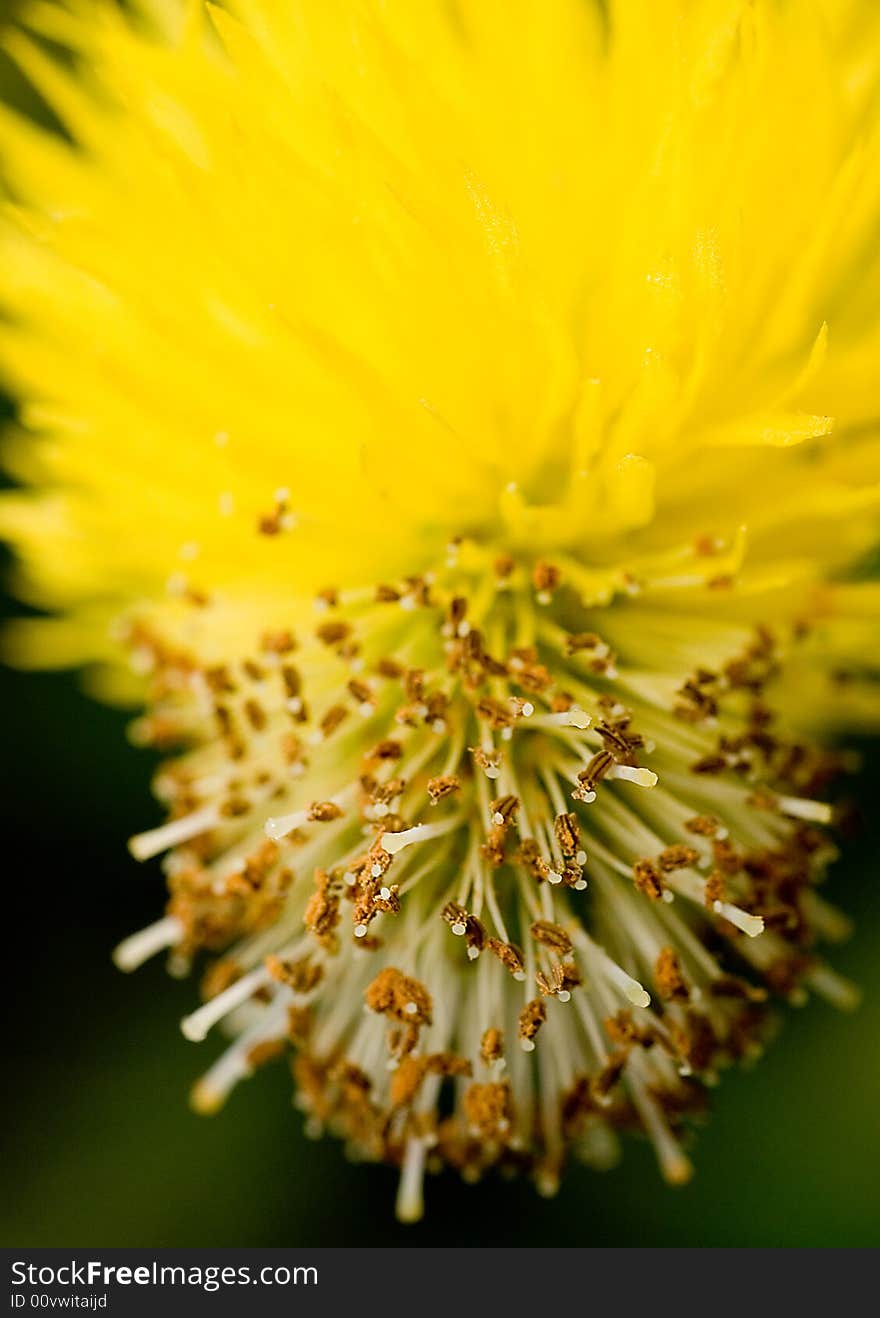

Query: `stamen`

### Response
(630, 1080, 693, 1186)
(264, 808, 309, 841)
(617, 974, 651, 1009)
(190, 1050, 250, 1115)
(598, 950, 651, 1008)
(806, 964, 860, 1011)
(777, 795, 834, 824)
(128, 804, 220, 860)
(113, 915, 183, 972)
(668, 869, 765, 937)
(381, 824, 427, 855)
(712, 900, 765, 938)
(442, 902, 468, 936)
(396, 1137, 427, 1223)
(180, 965, 272, 1041)
(265, 792, 349, 841)
(381, 819, 458, 856)
(533, 706, 591, 730)
(610, 764, 658, 788)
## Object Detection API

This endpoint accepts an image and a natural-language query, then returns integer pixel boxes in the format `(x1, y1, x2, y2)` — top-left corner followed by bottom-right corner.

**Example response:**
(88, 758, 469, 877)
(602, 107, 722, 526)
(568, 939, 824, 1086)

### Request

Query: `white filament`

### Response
(535, 706, 591, 731)
(777, 795, 833, 824)
(605, 959, 651, 1008)
(113, 915, 182, 972)
(264, 807, 309, 841)
(396, 1138, 427, 1223)
(712, 900, 764, 938)
(610, 764, 658, 788)
(128, 804, 220, 860)
(181, 965, 272, 1042)
(380, 824, 430, 855)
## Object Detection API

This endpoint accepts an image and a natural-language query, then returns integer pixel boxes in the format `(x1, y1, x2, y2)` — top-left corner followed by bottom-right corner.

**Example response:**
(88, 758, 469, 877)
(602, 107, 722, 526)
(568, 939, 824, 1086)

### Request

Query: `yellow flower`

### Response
(2, 0, 879, 1220)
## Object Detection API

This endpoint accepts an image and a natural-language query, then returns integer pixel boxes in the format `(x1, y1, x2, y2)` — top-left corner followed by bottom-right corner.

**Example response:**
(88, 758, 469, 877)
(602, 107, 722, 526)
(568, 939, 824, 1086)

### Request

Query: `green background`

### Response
(1, 1, 879, 1249)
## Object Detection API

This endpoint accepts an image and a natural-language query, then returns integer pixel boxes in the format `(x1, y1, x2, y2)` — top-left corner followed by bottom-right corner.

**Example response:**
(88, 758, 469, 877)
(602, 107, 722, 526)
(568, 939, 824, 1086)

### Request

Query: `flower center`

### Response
(114, 536, 856, 1220)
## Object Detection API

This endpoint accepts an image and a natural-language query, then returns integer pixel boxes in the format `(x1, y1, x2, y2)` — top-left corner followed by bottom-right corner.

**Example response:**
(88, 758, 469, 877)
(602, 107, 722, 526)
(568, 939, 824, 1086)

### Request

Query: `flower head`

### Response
(2, 0, 879, 1220)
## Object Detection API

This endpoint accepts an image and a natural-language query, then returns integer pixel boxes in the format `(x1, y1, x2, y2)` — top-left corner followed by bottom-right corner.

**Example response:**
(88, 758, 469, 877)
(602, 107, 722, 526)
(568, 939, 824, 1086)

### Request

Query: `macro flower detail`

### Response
(1, 0, 879, 1222)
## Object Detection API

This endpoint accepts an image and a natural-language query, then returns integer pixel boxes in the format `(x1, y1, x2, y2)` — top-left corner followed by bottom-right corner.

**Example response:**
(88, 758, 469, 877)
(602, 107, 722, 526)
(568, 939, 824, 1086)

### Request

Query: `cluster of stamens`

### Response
(114, 540, 856, 1220)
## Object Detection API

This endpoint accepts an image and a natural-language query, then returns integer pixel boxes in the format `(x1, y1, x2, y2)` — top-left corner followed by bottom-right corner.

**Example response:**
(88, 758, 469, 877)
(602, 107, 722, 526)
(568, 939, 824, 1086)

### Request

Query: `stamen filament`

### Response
(128, 804, 220, 860)
(113, 915, 183, 971)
